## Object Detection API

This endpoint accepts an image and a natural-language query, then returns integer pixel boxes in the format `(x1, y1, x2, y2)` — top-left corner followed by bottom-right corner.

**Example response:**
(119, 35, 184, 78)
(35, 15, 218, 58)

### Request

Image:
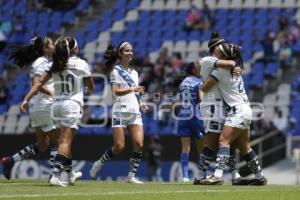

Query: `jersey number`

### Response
(59, 74, 75, 93)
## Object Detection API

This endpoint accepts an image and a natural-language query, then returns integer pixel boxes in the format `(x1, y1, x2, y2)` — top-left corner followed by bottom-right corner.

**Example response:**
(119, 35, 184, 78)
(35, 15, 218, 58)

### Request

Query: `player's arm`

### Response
(84, 76, 95, 95)
(31, 76, 52, 96)
(200, 76, 217, 93)
(20, 72, 51, 112)
(111, 85, 145, 96)
(215, 59, 237, 70)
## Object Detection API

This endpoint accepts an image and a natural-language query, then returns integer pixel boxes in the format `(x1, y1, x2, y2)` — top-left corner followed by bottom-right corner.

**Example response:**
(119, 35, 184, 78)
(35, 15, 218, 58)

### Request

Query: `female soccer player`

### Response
(200, 35, 267, 185)
(176, 62, 205, 182)
(89, 42, 148, 184)
(20, 36, 95, 186)
(1, 36, 59, 180)
(194, 32, 244, 185)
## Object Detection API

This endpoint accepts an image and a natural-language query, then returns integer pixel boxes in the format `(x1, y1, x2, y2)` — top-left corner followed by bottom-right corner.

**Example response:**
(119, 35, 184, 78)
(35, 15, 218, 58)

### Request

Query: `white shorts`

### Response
(201, 103, 225, 134)
(51, 100, 82, 130)
(225, 104, 252, 129)
(112, 112, 143, 128)
(29, 104, 55, 132)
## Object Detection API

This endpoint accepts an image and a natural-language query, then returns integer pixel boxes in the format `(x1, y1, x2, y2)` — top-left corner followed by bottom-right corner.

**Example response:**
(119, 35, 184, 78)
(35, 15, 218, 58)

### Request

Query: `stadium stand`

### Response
(0, 0, 299, 140)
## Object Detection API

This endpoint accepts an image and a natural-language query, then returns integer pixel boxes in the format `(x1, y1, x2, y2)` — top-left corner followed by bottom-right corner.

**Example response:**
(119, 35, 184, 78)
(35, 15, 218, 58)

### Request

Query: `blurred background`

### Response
(0, 0, 300, 184)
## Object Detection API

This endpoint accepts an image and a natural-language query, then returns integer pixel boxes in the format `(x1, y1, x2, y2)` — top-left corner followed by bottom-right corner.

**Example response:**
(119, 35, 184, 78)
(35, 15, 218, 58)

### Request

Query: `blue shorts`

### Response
(177, 118, 205, 139)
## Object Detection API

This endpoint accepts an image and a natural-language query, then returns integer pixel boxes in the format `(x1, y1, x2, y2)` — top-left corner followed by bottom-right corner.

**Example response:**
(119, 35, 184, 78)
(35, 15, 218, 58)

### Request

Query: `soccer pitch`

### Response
(0, 179, 300, 200)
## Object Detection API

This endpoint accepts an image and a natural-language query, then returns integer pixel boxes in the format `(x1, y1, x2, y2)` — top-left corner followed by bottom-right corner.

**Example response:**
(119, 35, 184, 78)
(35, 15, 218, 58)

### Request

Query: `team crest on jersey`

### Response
(210, 121, 219, 130)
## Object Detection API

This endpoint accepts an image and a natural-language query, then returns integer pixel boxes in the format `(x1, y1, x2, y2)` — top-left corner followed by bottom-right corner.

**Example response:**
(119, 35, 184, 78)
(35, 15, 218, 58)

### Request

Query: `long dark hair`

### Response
(9, 36, 49, 68)
(50, 37, 70, 73)
(102, 42, 131, 74)
(219, 43, 245, 69)
(173, 62, 196, 87)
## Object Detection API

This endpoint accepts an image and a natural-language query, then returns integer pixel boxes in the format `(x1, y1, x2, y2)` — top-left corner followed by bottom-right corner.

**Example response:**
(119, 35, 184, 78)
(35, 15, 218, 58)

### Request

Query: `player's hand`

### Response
(134, 86, 145, 94)
(232, 66, 242, 76)
(20, 100, 29, 113)
(141, 103, 149, 113)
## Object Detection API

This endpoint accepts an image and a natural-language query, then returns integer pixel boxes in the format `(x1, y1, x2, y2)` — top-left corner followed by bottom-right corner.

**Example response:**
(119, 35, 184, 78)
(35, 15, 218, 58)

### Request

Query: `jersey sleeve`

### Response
(210, 68, 224, 81)
(30, 59, 48, 77)
(200, 56, 218, 71)
(82, 60, 92, 78)
(109, 69, 122, 85)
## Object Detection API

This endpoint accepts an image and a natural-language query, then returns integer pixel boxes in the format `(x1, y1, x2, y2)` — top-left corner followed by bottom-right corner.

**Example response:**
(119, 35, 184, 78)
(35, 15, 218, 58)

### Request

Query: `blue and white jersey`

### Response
(109, 64, 140, 114)
(210, 68, 249, 107)
(51, 56, 91, 106)
(29, 56, 54, 109)
(199, 56, 223, 104)
(178, 76, 202, 119)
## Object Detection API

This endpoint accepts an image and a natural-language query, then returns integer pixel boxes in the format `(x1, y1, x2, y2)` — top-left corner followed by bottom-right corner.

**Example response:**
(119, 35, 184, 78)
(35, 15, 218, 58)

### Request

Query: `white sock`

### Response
(214, 169, 223, 178)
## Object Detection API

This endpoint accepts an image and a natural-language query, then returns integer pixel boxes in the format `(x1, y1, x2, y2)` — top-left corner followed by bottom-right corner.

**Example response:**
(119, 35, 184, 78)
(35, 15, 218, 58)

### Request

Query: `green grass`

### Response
(0, 179, 300, 200)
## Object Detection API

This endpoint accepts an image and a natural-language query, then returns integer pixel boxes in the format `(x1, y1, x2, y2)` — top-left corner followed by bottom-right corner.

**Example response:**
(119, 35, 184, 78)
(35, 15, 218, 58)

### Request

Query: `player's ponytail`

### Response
(208, 31, 226, 54)
(50, 38, 70, 73)
(103, 43, 118, 74)
(8, 36, 45, 68)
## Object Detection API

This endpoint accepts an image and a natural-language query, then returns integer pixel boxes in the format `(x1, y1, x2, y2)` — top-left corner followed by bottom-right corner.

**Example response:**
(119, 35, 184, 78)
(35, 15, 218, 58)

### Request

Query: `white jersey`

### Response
(110, 65, 140, 113)
(51, 56, 91, 106)
(199, 56, 222, 104)
(210, 68, 249, 107)
(29, 56, 54, 109)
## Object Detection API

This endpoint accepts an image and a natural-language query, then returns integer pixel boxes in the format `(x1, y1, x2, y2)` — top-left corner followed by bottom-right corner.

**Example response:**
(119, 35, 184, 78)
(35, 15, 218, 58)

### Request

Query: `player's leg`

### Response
(205, 126, 241, 185)
(180, 137, 191, 182)
(194, 132, 217, 184)
(90, 127, 125, 178)
(127, 123, 144, 184)
(238, 129, 267, 185)
(1, 127, 48, 180)
(50, 127, 75, 187)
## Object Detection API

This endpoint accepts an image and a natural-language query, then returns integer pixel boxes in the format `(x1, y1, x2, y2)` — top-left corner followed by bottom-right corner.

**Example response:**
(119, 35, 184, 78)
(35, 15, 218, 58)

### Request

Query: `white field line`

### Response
(1, 188, 300, 199)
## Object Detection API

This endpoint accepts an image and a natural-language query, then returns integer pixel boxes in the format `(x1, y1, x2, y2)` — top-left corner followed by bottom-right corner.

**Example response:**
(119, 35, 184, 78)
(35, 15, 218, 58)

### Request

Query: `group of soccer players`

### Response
(1, 31, 267, 186)
(178, 32, 267, 185)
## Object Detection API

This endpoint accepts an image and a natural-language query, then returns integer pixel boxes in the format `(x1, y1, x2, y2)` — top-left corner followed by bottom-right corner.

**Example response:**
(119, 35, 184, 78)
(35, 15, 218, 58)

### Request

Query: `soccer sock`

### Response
(214, 146, 230, 178)
(128, 151, 142, 178)
(49, 144, 58, 173)
(228, 148, 240, 179)
(64, 158, 72, 174)
(98, 148, 115, 165)
(198, 146, 214, 179)
(12, 144, 40, 162)
(180, 152, 189, 179)
(53, 154, 68, 176)
(244, 150, 264, 179)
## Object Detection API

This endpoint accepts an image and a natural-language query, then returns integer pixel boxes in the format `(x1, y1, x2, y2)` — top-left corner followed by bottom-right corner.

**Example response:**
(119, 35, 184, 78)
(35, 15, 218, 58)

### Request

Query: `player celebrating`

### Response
(20, 36, 95, 186)
(1, 36, 59, 180)
(194, 32, 246, 185)
(200, 34, 267, 185)
(89, 42, 148, 184)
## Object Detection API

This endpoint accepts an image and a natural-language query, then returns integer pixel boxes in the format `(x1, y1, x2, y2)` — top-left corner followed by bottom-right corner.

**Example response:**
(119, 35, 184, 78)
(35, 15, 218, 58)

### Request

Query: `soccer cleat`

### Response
(49, 174, 68, 187)
(249, 176, 268, 186)
(232, 177, 253, 185)
(182, 177, 190, 183)
(193, 177, 205, 185)
(202, 175, 224, 185)
(89, 160, 102, 178)
(127, 177, 144, 184)
(1, 157, 14, 180)
(68, 171, 82, 185)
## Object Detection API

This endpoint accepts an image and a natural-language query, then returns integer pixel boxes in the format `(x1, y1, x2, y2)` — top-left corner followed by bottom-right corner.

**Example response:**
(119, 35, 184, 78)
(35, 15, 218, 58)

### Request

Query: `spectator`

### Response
(171, 52, 183, 73)
(260, 31, 277, 63)
(272, 109, 288, 133)
(27, 0, 38, 11)
(0, 31, 6, 52)
(278, 40, 292, 68)
(0, 77, 8, 104)
(183, 3, 212, 32)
